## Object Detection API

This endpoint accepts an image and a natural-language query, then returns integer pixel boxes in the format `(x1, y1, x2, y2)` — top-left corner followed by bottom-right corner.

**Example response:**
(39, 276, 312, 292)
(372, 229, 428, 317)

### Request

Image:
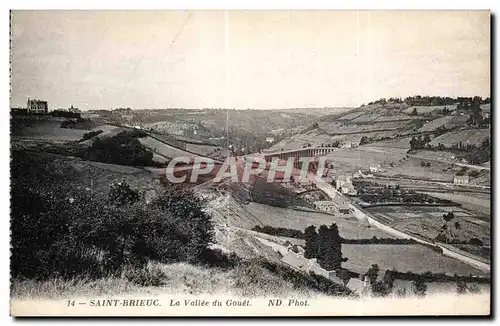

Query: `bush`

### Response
(468, 170, 481, 178)
(252, 225, 305, 239)
(468, 238, 484, 246)
(82, 130, 103, 141)
(199, 248, 241, 270)
(11, 158, 215, 280)
(51, 110, 81, 119)
(85, 130, 154, 166)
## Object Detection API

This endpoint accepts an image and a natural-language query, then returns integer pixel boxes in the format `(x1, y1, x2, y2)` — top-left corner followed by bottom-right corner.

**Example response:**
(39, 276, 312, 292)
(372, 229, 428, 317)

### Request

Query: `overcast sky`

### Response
(10, 10, 490, 110)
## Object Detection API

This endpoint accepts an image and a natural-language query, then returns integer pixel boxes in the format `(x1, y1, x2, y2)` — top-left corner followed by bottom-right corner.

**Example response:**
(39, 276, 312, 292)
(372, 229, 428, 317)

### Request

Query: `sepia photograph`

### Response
(8, 8, 492, 317)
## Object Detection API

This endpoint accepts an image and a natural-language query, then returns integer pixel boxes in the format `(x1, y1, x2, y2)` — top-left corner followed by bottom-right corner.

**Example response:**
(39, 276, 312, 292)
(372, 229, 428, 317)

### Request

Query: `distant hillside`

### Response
(268, 101, 482, 152)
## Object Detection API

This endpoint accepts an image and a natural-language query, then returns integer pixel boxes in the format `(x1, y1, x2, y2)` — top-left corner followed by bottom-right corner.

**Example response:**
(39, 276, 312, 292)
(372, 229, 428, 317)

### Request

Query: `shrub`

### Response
(412, 278, 427, 296)
(82, 130, 103, 141)
(468, 170, 481, 178)
(252, 225, 305, 239)
(199, 248, 241, 270)
(468, 237, 484, 246)
(11, 157, 215, 280)
(85, 130, 154, 166)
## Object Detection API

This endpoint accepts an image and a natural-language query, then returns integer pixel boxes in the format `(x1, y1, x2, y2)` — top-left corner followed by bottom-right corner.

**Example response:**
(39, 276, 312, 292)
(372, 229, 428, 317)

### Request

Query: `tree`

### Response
(456, 278, 468, 294)
(423, 134, 431, 144)
(411, 108, 418, 116)
(337, 268, 352, 286)
(365, 264, 380, 284)
(360, 136, 368, 145)
(412, 278, 427, 296)
(317, 224, 347, 271)
(443, 212, 455, 222)
(303, 225, 319, 259)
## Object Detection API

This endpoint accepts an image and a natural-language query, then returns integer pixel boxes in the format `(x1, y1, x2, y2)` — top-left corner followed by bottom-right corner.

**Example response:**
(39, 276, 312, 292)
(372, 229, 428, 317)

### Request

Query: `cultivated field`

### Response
(418, 116, 468, 132)
(366, 137, 412, 149)
(366, 205, 490, 246)
(402, 104, 457, 115)
(429, 129, 490, 147)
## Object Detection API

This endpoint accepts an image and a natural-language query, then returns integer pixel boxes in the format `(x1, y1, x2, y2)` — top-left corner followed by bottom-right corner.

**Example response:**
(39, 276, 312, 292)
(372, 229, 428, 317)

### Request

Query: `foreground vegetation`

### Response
(10, 150, 353, 298)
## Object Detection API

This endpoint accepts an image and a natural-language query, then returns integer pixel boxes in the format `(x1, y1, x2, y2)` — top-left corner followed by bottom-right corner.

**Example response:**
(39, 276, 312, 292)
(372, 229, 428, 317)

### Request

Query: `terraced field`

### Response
(429, 129, 490, 147)
(403, 104, 457, 115)
(418, 116, 468, 132)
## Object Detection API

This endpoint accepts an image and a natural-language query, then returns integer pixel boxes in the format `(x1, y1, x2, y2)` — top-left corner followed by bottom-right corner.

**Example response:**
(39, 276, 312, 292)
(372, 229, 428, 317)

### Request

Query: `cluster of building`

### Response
(313, 200, 351, 214)
(333, 174, 357, 195)
(340, 140, 360, 149)
(13, 99, 84, 116)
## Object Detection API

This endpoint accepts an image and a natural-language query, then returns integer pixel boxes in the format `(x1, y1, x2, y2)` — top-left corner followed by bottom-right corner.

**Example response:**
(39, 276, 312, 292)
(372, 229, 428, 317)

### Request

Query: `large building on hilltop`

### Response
(27, 98, 48, 114)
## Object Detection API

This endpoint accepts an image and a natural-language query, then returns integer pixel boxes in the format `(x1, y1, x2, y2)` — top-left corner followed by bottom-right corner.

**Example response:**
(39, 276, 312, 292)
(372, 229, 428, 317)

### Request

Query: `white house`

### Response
(453, 175, 470, 185)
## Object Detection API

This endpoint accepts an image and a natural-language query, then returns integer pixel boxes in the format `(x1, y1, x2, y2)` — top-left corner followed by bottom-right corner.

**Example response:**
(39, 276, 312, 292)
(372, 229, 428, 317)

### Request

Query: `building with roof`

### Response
(453, 174, 470, 185)
(314, 200, 351, 214)
(333, 174, 357, 195)
(27, 98, 48, 114)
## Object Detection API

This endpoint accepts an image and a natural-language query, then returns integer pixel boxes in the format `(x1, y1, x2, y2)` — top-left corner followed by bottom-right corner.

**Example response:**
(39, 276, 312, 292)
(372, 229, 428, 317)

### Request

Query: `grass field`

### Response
(241, 202, 394, 239)
(342, 244, 487, 276)
(384, 156, 457, 181)
(325, 147, 407, 175)
(12, 119, 89, 142)
(421, 191, 490, 216)
(14, 151, 159, 199)
(138, 136, 200, 160)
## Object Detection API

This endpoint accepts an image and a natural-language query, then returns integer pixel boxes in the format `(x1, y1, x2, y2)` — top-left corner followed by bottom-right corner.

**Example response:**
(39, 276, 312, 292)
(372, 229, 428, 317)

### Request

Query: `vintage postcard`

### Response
(9, 10, 491, 317)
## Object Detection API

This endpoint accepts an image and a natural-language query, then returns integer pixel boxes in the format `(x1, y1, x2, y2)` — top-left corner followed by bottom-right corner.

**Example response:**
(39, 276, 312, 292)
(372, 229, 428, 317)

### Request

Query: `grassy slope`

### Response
(11, 261, 319, 299)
